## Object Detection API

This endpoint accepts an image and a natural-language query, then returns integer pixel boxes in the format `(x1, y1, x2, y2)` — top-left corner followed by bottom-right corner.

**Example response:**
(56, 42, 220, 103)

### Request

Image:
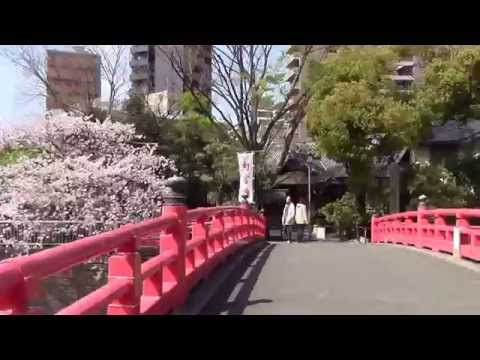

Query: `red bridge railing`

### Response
(371, 208, 480, 261)
(0, 202, 265, 315)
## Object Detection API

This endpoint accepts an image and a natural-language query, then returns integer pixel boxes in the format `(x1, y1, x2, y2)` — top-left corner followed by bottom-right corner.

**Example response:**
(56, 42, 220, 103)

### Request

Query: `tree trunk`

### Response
(355, 188, 367, 217)
(346, 161, 370, 217)
(217, 184, 224, 205)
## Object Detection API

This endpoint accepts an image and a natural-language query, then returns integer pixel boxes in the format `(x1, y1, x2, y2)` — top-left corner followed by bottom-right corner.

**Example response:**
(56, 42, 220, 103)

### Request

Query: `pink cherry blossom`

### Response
(0, 110, 177, 256)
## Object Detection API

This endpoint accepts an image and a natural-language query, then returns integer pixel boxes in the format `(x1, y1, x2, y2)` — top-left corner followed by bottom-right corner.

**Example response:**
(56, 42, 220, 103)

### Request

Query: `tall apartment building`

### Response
(285, 45, 339, 144)
(46, 47, 101, 112)
(390, 57, 423, 90)
(130, 45, 212, 114)
(258, 108, 279, 144)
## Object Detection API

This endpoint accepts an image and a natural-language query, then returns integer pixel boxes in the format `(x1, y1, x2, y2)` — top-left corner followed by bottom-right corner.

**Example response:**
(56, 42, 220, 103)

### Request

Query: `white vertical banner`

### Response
(238, 152, 255, 204)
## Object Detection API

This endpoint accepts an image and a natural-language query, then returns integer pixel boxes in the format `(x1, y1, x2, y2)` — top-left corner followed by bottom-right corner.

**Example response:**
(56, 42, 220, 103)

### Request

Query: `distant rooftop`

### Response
(424, 119, 480, 144)
(47, 48, 98, 58)
(396, 61, 415, 68)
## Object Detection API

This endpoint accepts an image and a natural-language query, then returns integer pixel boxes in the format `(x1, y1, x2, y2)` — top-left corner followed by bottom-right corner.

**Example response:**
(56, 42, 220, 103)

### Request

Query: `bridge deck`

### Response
(202, 241, 480, 315)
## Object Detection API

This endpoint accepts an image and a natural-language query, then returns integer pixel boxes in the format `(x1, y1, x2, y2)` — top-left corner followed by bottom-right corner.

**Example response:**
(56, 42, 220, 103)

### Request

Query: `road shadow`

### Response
(201, 242, 276, 315)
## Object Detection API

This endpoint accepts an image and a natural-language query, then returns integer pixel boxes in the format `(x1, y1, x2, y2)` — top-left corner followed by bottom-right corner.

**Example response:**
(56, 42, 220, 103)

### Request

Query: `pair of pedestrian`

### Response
(281, 196, 309, 243)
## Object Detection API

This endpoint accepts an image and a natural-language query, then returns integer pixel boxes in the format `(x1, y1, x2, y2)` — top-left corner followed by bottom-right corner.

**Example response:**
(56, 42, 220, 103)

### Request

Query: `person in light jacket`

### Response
(295, 197, 309, 242)
(282, 196, 296, 243)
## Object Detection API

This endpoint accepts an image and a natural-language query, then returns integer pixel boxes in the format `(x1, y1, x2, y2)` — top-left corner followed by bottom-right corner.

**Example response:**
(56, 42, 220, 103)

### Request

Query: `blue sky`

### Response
(0, 51, 40, 125)
(0, 45, 287, 126)
(0, 45, 71, 126)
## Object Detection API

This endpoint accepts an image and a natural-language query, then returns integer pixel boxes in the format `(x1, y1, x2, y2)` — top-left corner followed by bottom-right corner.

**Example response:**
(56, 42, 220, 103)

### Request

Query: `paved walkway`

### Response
(202, 241, 480, 315)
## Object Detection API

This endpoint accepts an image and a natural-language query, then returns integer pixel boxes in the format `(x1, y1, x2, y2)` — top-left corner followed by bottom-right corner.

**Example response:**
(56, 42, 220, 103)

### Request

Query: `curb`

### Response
(174, 240, 267, 315)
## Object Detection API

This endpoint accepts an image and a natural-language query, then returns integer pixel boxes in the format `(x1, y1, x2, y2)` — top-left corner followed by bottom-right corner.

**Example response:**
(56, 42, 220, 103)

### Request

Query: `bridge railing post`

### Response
(453, 226, 461, 258)
(206, 215, 216, 258)
(405, 215, 414, 245)
(239, 208, 246, 241)
(223, 210, 234, 246)
(212, 213, 225, 253)
(397, 215, 404, 244)
(391, 216, 398, 244)
(107, 224, 142, 315)
(416, 205, 429, 249)
(262, 214, 267, 238)
(232, 209, 239, 244)
(143, 225, 167, 302)
(192, 215, 208, 271)
(160, 176, 188, 307)
(0, 263, 29, 315)
(371, 215, 377, 243)
(432, 211, 446, 253)
(241, 198, 250, 237)
(454, 210, 470, 259)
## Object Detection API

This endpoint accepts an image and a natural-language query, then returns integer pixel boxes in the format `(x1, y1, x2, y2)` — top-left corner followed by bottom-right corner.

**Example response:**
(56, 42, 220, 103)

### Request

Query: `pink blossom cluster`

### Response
(0, 111, 177, 255)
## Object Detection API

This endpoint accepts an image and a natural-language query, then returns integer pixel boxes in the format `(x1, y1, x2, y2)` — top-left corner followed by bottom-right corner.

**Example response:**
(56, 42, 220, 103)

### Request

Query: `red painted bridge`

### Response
(371, 208, 480, 259)
(0, 200, 265, 315)
(4, 201, 480, 314)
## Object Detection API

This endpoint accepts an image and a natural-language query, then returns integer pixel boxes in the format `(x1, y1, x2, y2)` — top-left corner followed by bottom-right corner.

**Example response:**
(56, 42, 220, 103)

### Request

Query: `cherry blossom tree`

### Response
(0, 110, 177, 256)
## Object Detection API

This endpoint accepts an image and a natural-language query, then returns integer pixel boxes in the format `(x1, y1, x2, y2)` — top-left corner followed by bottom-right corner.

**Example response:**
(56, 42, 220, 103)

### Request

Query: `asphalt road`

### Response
(201, 241, 480, 315)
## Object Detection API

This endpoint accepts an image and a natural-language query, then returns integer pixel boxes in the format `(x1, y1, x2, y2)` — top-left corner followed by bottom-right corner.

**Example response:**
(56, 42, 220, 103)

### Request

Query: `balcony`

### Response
(290, 78, 302, 90)
(396, 60, 414, 68)
(287, 96, 301, 108)
(286, 69, 297, 83)
(287, 56, 300, 69)
(390, 75, 415, 82)
(131, 45, 149, 54)
(129, 85, 149, 96)
(288, 87, 301, 97)
(130, 57, 149, 68)
(130, 71, 150, 81)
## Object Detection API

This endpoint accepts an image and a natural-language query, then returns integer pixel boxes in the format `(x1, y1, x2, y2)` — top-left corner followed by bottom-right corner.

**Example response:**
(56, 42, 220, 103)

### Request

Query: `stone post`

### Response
(240, 194, 250, 210)
(160, 176, 189, 307)
(417, 194, 428, 211)
(163, 175, 188, 206)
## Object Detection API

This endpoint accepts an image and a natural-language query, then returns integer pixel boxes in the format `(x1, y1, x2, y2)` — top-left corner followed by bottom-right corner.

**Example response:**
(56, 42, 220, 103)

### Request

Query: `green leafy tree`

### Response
(388, 45, 456, 63)
(446, 154, 480, 207)
(407, 46, 480, 209)
(203, 141, 238, 205)
(412, 46, 480, 122)
(307, 46, 480, 215)
(305, 46, 396, 95)
(122, 91, 244, 207)
(170, 114, 213, 174)
(121, 94, 173, 154)
(307, 47, 424, 212)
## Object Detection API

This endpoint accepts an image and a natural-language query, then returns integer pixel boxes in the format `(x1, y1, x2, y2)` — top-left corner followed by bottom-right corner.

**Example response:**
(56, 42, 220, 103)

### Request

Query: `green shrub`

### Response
(320, 192, 362, 239)
(0, 148, 40, 166)
(407, 162, 472, 209)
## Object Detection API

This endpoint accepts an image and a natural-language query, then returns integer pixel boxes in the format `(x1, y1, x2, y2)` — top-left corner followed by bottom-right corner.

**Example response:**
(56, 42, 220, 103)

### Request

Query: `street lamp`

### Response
(307, 155, 313, 224)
